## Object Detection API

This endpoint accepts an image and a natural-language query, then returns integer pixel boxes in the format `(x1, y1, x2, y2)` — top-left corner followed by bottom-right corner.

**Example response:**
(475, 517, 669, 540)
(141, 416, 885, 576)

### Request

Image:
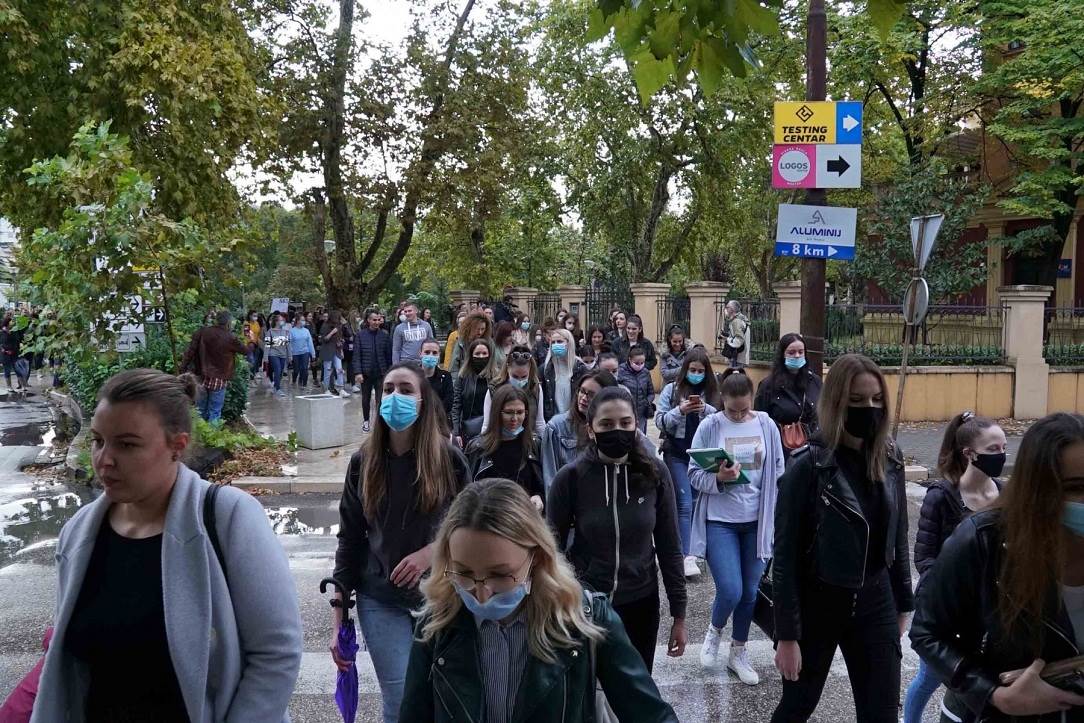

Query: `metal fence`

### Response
(656, 294, 690, 345)
(584, 286, 634, 330)
(1044, 307, 1084, 365)
(530, 292, 561, 326)
(714, 298, 780, 362)
(824, 304, 1006, 365)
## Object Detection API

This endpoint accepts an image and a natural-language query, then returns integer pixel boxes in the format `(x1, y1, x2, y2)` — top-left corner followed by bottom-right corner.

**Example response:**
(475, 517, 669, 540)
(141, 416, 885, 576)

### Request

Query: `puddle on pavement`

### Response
(264, 506, 339, 536)
(0, 482, 96, 568)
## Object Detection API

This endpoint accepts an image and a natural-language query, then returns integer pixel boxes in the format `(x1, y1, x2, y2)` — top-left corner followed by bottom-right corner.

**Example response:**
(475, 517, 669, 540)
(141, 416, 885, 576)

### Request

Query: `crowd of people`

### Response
(18, 290, 1084, 723)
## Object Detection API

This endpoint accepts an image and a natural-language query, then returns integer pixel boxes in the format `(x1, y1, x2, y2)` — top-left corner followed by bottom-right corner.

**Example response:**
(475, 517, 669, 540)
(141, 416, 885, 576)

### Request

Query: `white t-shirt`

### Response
(1062, 583, 1084, 651)
(705, 417, 764, 524)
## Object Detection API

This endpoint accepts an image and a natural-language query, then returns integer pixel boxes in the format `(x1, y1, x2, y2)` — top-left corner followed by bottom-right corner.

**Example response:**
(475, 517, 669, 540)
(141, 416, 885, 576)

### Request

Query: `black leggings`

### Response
(771, 570, 902, 723)
(360, 373, 384, 422)
(612, 588, 661, 674)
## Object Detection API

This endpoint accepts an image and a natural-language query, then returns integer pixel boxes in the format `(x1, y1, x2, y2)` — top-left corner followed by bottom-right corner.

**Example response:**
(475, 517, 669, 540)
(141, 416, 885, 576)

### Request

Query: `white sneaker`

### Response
(352, 385, 361, 393)
(362, 421, 370, 433)
(727, 645, 759, 685)
(700, 625, 722, 668)
(338, 390, 350, 398)
(683, 555, 700, 578)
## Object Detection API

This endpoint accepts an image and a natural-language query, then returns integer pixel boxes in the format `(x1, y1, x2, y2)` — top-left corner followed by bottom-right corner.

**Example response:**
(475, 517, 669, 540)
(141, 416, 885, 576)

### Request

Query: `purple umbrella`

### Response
(321, 578, 358, 723)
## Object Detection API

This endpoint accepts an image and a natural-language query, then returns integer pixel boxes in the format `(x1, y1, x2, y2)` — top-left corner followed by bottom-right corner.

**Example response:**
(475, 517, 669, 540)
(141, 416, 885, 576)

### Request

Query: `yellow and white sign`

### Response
(773, 101, 864, 145)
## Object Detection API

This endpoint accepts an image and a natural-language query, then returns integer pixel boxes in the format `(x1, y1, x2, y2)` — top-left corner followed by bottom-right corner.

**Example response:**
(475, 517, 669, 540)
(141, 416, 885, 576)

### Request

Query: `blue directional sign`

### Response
(835, 101, 863, 144)
(774, 241, 855, 261)
(774, 203, 858, 262)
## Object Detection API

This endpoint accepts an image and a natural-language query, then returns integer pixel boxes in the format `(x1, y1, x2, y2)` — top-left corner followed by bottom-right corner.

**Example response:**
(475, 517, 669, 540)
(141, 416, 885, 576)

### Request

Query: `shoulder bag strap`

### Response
(203, 484, 229, 587)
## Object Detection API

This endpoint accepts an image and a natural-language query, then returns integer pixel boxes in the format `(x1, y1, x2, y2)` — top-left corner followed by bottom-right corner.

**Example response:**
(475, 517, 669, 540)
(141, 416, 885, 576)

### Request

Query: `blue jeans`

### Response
(197, 385, 227, 423)
(292, 353, 311, 386)
(704, 520, 765, 639)
(322, 356, 343, 392)
(357, 594, 414, 723)
(903, 657, 941, 723)
(268, 355, 286, 391)
(665, 454, 693, 556)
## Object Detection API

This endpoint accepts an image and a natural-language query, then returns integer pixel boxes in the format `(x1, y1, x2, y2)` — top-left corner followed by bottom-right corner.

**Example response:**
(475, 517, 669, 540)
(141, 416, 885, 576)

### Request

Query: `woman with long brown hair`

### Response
(771, 354, 913, 722)
(449, 310, 492, 377)
(331, 363, 470, 722)
(911, 412, 1084, 722)
(451, 338, 494, 449)
(465, 384, 544, 510)
(401, 478, 676, 721)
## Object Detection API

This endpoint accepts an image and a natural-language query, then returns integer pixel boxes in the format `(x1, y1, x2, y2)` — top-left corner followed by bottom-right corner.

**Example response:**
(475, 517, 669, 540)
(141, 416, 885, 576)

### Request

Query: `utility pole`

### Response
(800, 0, 828, 377)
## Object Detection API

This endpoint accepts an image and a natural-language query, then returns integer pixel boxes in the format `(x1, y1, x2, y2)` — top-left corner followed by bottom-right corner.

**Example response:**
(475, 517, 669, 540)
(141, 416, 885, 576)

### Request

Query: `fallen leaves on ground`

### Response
(210, 447, 291, 485)
(898, 418, 1035, 437)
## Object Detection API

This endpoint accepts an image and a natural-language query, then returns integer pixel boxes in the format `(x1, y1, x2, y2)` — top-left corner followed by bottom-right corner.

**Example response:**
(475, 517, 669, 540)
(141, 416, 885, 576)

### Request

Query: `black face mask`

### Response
(970, 452, 1006, 479)
(844, 406, 884, 441)
(594, 429, 637, 459)
(469, 357, 488, 373)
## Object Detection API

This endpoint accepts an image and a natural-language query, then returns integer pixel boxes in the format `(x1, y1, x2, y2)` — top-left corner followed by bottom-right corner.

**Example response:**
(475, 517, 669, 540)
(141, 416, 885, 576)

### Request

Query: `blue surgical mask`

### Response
(452, 578, 530, 622)
(509, 377, 528, 389)
(520, 321, 531, 331)
(551, 343, 567, 357)
(1064, 502, 1084, 537)
(421, 354, 438, 369)
(686, 371, 705, 385)
(379, 392, 419, 431)
(501, 425, 524, 439)
(785, 356, 806, 370)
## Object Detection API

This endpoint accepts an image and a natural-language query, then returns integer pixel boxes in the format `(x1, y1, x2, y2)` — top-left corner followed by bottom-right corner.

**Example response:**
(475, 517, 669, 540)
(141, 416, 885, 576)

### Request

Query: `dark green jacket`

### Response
(399, 592, 677, 723)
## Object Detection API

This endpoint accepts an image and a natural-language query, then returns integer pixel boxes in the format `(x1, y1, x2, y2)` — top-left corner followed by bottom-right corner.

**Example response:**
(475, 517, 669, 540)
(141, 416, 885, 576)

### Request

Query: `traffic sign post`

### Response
(774, 204, 858, 261)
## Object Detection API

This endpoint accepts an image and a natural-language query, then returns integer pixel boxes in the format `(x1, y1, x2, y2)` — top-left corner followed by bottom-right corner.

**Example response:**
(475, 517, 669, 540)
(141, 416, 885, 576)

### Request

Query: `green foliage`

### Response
(192, 416, 275, 452)
(826, 344, 1004, 367)
(978, 0, 1084, 282)
(0, 0, 273, 231)
(588, 0, 908, 102)
(853, 162, 990, 301)
(18, 122, 256, 358)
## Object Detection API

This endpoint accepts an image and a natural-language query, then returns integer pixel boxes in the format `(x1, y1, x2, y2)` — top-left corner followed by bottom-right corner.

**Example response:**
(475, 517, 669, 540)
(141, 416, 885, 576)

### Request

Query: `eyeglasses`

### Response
(445, 552, 533, 594)
(577, 387, 596, 401)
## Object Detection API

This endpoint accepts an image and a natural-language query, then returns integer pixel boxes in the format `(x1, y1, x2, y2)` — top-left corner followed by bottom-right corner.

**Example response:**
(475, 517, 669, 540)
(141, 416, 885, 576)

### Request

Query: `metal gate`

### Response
(584, 285, 634, 330)
(531, 292, 561, 325)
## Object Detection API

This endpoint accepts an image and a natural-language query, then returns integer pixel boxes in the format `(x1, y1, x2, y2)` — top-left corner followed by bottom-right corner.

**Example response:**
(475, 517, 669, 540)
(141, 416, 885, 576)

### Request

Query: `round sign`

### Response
(777, 148, 812, 184)
(902, 277, 930, 326)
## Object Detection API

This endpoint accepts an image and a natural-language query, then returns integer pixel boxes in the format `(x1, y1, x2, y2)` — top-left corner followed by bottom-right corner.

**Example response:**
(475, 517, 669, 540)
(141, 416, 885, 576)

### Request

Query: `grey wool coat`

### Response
(31, 465, 303, 723)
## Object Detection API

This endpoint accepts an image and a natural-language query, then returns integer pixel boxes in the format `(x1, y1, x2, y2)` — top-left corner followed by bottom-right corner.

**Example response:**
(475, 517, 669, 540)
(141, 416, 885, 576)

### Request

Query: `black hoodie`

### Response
(546, 448, 687, 618)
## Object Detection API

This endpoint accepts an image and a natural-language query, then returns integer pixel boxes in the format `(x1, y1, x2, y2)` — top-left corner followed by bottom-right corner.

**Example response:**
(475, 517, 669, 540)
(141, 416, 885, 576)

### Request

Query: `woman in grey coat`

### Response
(32, 369, 302, 723)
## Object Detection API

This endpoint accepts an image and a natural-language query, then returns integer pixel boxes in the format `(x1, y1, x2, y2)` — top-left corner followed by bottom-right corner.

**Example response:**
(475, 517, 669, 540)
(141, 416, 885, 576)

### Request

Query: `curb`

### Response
(904, 464, 929, 482)
(233, 476, 343, 494)
(49, 390, 88, 481)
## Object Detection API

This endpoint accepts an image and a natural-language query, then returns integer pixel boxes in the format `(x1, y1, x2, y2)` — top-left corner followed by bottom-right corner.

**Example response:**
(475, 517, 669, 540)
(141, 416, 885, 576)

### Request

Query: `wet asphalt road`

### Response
(0, 393, 942, 722)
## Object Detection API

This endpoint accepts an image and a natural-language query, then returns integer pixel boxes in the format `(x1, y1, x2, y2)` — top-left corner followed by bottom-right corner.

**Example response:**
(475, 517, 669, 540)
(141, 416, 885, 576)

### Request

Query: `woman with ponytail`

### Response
(904, 412, 1005, 723)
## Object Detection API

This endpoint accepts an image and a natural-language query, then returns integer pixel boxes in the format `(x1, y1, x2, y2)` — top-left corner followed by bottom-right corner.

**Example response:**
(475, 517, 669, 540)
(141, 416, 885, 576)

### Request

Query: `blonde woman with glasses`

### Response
(400, 478, 677, 722)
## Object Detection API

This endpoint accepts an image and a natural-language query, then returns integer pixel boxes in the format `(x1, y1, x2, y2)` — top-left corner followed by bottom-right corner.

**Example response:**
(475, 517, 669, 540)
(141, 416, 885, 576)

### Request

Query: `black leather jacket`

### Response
(911, 509, 1084, 722)
(465, 436, 544, 501)
(914, 478, 1004, 578)
(400, 592, 678, 723)
(773, 439, 914, 641)
(452, 374, 487, 435)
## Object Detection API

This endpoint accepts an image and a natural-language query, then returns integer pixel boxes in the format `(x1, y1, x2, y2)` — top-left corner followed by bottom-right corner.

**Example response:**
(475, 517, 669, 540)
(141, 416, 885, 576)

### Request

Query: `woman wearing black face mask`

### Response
(771, 354, 914, 723)
(904, 411, 1005, 723)
(547, 386, 688, 673)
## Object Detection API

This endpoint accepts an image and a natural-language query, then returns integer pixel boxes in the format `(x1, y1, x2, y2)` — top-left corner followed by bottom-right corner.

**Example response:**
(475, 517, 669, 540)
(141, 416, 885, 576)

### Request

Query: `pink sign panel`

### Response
(772, 144, 816, 189)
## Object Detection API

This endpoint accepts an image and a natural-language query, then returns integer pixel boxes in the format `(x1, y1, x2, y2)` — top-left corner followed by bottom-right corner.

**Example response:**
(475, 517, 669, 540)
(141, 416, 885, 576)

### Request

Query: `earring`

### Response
(172, 453, 179, 461)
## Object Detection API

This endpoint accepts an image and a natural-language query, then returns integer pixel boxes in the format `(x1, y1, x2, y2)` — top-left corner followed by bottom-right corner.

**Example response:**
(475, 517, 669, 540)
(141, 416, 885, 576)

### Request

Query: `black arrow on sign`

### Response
(826, 157, 850, 175)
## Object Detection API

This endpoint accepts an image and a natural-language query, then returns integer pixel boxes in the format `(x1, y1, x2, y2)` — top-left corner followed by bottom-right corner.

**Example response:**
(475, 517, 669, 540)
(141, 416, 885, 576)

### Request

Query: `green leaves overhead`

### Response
(590, 0, 912, 101)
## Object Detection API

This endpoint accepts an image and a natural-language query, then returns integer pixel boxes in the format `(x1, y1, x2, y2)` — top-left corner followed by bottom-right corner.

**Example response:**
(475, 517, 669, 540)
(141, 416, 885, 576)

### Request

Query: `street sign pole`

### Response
(800, 0, 828, 377)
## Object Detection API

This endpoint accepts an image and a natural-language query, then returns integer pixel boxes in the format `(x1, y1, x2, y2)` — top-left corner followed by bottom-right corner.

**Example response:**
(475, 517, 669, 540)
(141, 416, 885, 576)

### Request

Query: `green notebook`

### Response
(688, 447, 751, 485)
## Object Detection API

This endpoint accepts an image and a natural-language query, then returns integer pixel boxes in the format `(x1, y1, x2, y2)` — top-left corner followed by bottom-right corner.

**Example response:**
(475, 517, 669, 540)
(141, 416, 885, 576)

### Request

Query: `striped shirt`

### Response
(475, 611, 529, 723)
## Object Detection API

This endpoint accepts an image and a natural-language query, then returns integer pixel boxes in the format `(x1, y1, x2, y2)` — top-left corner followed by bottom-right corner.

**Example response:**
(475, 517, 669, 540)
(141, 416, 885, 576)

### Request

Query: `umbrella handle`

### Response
(319, 577, 356, 624)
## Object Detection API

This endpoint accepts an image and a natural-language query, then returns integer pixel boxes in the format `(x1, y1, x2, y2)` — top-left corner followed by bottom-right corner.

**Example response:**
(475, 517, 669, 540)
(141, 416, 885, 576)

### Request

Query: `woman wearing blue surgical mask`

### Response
(330, 363, 470, 723)
(655, 346, 721, 579)
(512, 312, 532, 347)
(480, 346, 544, 435)
(466, 385, 544, 510)
(542, 328, 587, 422)
(400, 478, 677, 723)
(910, 413, 1084, 723)
(420, 339, 453, 427)
(755, 333, 822, 461)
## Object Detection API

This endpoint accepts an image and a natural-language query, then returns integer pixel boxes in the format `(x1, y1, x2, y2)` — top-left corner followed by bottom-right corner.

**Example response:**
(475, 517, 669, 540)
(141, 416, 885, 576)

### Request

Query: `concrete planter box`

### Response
(294, 394, 344, 450)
